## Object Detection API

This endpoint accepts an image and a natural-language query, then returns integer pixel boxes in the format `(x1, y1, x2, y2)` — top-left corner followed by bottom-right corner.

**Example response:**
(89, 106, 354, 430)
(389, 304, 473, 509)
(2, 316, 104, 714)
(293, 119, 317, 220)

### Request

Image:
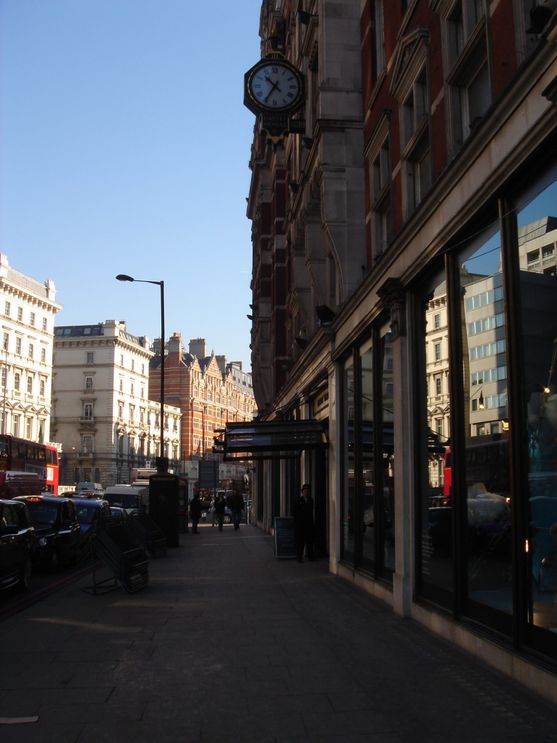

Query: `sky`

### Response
(0, 0, 262, 370)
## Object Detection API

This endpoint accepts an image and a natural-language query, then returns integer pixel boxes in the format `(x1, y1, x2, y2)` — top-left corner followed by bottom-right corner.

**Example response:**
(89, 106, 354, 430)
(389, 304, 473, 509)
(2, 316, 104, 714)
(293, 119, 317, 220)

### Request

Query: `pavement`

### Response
(1, 522, 556, 743)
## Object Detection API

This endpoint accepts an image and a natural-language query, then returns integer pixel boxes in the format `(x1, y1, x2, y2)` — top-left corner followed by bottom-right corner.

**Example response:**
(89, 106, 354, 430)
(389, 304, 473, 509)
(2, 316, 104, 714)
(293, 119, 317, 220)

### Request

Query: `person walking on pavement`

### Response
(294, 483, 315, 562)
(190, 493, 202, 534)
(214, 492, 226, 531)
(229, 490, 245, 531)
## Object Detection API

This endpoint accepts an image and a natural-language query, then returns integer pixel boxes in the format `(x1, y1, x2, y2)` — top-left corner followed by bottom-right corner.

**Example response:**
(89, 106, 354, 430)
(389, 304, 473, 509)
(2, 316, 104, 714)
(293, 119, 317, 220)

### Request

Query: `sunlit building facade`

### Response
(0, 253, 61, 443)
(246, 0, 557, 702)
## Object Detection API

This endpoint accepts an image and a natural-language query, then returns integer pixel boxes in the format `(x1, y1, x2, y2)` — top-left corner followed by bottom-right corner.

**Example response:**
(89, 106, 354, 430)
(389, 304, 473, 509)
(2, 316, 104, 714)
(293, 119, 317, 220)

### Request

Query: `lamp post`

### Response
(116, 274, 167, 472)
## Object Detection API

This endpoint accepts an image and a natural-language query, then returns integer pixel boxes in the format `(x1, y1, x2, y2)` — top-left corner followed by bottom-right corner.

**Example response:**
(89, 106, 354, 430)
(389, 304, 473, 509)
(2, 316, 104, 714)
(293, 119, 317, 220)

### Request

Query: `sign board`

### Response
(199, 459, 218, 489)
(273, 517, 296, 559)
(149, 474, 180, 548)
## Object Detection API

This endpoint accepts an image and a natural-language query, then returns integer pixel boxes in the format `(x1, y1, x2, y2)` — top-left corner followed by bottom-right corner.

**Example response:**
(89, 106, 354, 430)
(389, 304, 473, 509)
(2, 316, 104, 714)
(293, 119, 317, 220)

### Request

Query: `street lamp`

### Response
(116, 274, 167, 472)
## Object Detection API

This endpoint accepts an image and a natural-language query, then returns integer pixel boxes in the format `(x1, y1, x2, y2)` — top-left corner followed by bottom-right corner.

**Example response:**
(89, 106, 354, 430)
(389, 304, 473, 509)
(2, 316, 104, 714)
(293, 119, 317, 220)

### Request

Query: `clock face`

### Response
(248, 62, 303, 111)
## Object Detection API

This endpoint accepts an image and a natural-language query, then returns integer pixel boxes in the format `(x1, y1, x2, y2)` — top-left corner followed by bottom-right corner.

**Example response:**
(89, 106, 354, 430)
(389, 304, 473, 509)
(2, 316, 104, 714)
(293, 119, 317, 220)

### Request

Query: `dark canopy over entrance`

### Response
(215, 420, 327, 461)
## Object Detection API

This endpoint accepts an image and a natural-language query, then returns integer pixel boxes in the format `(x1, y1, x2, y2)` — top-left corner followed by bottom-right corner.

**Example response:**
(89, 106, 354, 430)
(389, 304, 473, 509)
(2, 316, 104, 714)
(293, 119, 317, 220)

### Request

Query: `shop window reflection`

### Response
(460, 229, 512, 616)
(517, 178, 557, 632)
(419, 276, 454, 604)
(343, 357, 355, 558)
(381, 329, 395, 574)
(360, 339, 375, 568)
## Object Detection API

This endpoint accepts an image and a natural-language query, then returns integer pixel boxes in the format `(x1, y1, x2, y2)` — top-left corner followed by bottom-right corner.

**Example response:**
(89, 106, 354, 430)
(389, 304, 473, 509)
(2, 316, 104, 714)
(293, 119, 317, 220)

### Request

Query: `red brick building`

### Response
(149, 333, 256, 462)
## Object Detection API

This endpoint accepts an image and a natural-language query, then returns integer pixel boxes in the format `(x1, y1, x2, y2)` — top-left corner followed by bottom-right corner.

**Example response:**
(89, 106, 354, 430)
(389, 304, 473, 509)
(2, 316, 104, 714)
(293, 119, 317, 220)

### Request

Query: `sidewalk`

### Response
(1, 522, 556, 742)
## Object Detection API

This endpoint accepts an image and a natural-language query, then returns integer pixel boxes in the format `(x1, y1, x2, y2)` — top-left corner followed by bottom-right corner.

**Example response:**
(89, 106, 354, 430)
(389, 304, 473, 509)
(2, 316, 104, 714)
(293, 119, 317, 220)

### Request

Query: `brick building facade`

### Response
(246, 0, 557, 703)
(149, 333, 256, 462)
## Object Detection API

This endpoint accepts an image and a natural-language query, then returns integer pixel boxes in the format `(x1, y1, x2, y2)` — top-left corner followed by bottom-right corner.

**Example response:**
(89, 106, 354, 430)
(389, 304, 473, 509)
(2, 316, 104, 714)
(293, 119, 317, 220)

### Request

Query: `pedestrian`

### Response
(190, 493, 202, 534)
(293, 483, 315, 562)
(214, 492, 226, 531)
(229, 490, 245, 531)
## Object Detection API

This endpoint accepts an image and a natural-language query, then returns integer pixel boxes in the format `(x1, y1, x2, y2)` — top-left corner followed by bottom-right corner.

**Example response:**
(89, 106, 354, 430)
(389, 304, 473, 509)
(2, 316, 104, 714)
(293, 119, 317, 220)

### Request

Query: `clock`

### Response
(244, 58, 304, 113)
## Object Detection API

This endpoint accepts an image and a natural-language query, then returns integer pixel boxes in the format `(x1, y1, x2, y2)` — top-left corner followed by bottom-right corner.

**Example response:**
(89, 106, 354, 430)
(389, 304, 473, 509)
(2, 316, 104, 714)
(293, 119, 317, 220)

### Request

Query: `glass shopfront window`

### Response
(459, 229, 512, 619)
(417, 274, 454, 606)
(341, 325, 394, 581)
(342, 356, 356, 559)
(381, 328, 395, 574)
(360, 339, 375, 568)
(516, 177, 557, 640)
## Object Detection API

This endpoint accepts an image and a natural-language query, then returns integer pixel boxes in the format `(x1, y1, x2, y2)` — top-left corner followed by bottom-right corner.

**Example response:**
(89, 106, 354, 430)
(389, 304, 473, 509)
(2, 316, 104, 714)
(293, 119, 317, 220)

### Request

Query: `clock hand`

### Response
(264, 78, 281, 102)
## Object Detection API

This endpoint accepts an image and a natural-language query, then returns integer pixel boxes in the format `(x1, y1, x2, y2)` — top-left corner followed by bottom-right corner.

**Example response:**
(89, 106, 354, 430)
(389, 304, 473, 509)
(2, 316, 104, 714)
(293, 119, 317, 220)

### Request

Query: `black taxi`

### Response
(14, 495, 83, 570)
(0, 499, 35, 591)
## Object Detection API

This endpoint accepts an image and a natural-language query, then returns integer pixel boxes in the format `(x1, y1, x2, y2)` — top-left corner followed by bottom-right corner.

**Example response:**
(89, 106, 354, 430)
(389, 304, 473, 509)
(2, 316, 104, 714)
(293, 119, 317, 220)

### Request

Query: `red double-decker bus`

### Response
(0, 434, 60, 497)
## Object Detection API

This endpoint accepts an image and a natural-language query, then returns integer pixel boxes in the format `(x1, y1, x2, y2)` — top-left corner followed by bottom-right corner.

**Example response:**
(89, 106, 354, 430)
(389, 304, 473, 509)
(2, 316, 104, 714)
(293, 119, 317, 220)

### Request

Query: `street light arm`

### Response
(116, 274, 162, 287)
(115, 273, 166, 471)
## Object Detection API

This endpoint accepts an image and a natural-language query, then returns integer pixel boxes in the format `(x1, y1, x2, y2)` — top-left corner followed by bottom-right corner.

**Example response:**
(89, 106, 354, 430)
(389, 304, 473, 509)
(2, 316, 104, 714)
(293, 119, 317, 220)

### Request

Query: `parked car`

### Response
(108, 506, 129, 525)
(14, 495, 83, 570)
(76, 481, 105, 497)
(71, 496, 112, 537)
(104, 485, 148, 515)
(0, 499, 35, 591)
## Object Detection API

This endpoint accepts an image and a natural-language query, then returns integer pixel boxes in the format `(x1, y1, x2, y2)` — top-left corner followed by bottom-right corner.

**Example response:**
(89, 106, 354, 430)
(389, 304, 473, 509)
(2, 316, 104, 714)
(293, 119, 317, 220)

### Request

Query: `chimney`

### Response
(167, 332, 182, 355)
(189, 338, 207, 359)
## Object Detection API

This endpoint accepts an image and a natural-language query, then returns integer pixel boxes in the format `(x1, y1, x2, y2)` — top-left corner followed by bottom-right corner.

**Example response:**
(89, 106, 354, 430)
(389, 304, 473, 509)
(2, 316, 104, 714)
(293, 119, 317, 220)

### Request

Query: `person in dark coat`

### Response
(229, 491, 245, 531)
(214, 493, 226, 531)
(190, 493, 202, 534)
(293, 483, 315, 562)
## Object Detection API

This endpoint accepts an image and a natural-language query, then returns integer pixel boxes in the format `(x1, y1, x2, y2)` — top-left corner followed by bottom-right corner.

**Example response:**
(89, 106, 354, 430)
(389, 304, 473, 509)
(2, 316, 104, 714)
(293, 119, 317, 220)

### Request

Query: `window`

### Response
(17, 307, 23, 322)
(14, 372, 20, 392)
(81, 435, 93, 454)
(435, 376, 442, 395)
(42, 317, 47, 331)
(28, 343, 34, 360)
(370, 136, 392, 259)
(40, 378, 46, 397)
(119, 378, 123, 393)
(12, 414, 20, 436)
(30, 312, 35, 327)
(83, 403, 93, 420)
(372, 0, 385, 82)
(434, 342, 441, 361)
(40, 347, 46, 363)
(402, 70, 428, 147)
(442, 1, 490, 153)
(86, 352, 94, 364)
(130, 383, 134, 397)
(15, 337, 22, 355)
(4, 301, 10, 317)
(1, 367, 6, 388)
(25, 418, 32, 439)
(396, 59, 431, 217)
(434, 313, 441, 329)
(26, 376, 33, 394)
(3, 332, 8, 351)
(85, 376, 93, 390)
(118, 402, 124, 419)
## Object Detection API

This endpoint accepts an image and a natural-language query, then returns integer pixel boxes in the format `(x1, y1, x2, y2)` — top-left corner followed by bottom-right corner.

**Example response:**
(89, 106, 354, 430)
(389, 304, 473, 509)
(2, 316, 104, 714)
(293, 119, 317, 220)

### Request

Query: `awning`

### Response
(214, 420, 327, 461)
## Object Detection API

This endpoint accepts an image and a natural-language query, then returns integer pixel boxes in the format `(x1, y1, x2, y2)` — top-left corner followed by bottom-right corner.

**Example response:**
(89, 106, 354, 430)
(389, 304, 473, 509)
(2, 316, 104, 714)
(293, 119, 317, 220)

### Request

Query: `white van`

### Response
(103, 484, 149, 514)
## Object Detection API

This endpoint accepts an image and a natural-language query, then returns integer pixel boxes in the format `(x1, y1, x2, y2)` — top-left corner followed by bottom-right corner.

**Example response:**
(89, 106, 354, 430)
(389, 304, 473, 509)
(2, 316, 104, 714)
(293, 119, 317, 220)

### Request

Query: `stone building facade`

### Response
(0, 253, 61, 443)
(246, 0, 557, 703)
(51, 321, 181, 486)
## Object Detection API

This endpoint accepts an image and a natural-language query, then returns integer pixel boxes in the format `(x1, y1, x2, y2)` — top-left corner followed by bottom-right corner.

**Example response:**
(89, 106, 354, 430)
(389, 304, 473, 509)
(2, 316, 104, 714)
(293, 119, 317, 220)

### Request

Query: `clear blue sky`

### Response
(0, 0, 261, 370)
